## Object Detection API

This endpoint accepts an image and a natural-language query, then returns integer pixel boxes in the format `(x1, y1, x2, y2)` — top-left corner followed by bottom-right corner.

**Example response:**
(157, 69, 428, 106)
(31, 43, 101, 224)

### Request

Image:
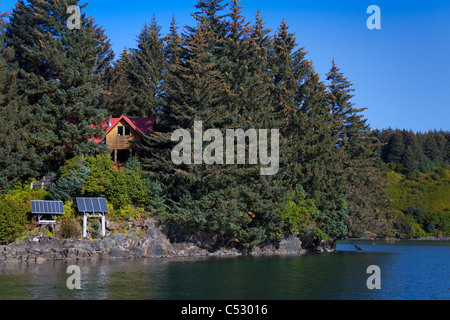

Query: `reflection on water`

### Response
(0, 240, 449, 300)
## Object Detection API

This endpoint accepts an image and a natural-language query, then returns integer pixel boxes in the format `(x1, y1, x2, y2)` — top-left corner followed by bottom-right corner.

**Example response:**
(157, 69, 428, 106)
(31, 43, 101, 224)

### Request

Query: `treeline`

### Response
(375, 129, 449, 174)
(374, 129, 450, 238)
(0, 0, 446, 245)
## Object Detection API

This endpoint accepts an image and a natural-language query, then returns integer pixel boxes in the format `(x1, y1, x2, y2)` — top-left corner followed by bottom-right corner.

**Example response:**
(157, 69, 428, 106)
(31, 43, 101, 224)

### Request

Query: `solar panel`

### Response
(30, 200, 64, 215)
(76, 197, 108, 213)
(92, 198, 101, 212)
(85, 198, 94, 212)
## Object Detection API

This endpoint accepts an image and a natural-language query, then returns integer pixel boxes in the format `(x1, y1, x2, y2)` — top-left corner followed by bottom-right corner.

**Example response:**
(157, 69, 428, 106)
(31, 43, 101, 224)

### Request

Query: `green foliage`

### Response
(57, 157, 86, 179)
(314, 228, 332, 241)
(312, 196, 349, 240)
(377, 129, 449, 174)
(2, 0, 447, 245)
(59, 200, 81, 239)
(5, 0, 114, 171)
(0, 182, 47, 243)
(48, 163, 90, 201)
(280, 187, 318, 236)
(145, 179, 169, 215)
(125, 156, 144, 172)
(386, 167, 450, 236)
(3, 181, 48, 208)
(0, 13, 42, 193)
(0, 198, 28, 244)
(82, 154, 116, 196)
(110, 205, 145, 222)
(49, 154, 149, 210)
(106, 169, 149, 209)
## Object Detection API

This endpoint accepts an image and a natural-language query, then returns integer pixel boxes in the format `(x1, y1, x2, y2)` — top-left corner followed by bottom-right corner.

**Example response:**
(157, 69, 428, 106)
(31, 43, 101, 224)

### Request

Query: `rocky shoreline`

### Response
(0, 224, 335, 263)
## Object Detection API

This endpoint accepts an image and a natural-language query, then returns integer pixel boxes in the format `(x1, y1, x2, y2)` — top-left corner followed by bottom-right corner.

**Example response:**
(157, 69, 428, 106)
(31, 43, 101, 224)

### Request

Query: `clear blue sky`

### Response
(1, 0, 449, 132)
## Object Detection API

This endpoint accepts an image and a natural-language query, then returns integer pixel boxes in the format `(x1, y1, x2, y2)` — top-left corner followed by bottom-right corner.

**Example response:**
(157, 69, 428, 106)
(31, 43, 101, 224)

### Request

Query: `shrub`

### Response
(3, 181, 48, 207)
(82, 154, 115, 196)
(48, 165, 90, 201)
(57, 156, 86, 178)
(0, 199, 28, 244)
(145, 179, 169, 216)
(106, 170, 148, 209)
(59, 218, 81, 239)
(280, 187, 318, 236)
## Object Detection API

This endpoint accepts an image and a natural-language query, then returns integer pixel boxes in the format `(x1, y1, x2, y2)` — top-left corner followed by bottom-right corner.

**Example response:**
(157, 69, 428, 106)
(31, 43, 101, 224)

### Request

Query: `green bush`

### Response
(145, 179, 169, 215)
(49, 165, 90, 201)
(280, 187, 318, 236)
(59, 218, 81, 239)
(58, 200, 81, 239)
(82, 154, 115, 196)
(0, 199, 28, 244)
(51, 154, 149, 210)
(105, 169, 148, 209)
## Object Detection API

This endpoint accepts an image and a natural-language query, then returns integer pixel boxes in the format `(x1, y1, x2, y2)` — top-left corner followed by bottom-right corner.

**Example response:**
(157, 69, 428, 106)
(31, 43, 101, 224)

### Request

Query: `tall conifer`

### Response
(128, 15, 166, 117)
(0, 11, 41, 192)
(326, 60, 390, 237)
(5, 0, 114, 170)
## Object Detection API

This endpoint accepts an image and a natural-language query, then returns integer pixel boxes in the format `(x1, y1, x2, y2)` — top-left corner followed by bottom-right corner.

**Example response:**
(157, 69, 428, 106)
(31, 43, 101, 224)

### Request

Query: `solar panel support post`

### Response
(101, 214, 106, 237)
(83, 214, 87, 238)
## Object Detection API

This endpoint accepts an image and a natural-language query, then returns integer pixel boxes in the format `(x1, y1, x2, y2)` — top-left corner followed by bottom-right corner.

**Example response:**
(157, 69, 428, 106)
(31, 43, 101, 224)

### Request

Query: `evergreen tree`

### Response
(190, 0, 227, 47)
(100, 48, 135, 117)
(326, 60, 390, 238)
(146, 4, 289, 245)
(0, 11, 42, 193)
(423, 131, 443, 164)
(290, 72, 348, 239)
(159, 16, 185, 131)
(401, 130, 424, 173)
(385, 130, 405, 164)
(128, 15, 166, 117)
(403, 145, 419, 174)
(5, 0, 114, 171)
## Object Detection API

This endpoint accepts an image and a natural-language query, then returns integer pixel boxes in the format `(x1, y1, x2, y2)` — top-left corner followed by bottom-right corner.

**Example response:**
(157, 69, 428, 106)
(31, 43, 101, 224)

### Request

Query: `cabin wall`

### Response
(105, 119, 142, 150)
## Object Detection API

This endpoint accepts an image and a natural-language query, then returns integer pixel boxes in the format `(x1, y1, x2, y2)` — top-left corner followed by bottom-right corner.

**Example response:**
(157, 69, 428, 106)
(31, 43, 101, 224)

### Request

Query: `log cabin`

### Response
(95, 115, 155, 165)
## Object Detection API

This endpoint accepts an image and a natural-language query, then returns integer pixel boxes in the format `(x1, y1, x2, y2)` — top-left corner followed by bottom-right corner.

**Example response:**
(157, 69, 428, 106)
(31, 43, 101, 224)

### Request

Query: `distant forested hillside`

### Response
(374, 129, 450, 237)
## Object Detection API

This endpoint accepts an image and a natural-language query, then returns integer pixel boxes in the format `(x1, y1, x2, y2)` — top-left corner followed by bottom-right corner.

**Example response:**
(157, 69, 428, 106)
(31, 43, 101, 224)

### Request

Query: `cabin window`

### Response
(124, 126, 131, 136)
(117, 126, 124, 136)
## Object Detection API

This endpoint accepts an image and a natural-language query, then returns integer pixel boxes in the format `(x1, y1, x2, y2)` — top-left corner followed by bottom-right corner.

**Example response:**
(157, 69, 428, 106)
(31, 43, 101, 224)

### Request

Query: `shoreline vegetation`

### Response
(1, 0, 449, 254)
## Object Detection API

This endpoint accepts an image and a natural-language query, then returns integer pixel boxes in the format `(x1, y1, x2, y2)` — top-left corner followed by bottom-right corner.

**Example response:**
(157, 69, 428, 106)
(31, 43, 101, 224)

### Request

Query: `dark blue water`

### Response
(0, 240, 448, 300)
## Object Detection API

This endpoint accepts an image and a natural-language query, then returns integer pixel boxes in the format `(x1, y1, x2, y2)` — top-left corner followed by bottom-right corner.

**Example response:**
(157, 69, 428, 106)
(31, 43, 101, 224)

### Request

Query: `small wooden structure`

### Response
(30, 176, 56, 190)
(30, 200, 64, 225)
(93, 115, 155, 165)
(76, 197, 108, 238)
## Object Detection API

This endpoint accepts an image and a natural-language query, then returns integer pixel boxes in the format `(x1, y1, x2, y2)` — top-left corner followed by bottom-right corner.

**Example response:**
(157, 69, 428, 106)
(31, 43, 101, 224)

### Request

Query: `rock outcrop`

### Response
(0, 222, 333, 263)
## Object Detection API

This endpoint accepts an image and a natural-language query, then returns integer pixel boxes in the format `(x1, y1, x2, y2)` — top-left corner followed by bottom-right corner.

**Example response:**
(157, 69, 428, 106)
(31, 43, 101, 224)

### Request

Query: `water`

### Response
(0, 240, 449, 300)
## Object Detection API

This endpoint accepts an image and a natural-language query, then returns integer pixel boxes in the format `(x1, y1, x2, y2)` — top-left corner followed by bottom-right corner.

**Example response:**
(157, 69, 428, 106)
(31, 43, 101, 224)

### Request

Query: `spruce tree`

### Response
(386, 130, 405, 165)
(190, 0, 227, 47)
(100, 48, 136, 117)
(290, 72, 348, 239)
(326, 60, 390, 238)
(5, 0, 114, 171)
(128, 15, 166, 117)
(0, 11, 42, 193)
(146, 4, 287, 245)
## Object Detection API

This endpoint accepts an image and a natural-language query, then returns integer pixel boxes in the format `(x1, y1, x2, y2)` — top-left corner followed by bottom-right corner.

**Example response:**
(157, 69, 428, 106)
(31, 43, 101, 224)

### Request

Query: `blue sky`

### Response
(1, 0, 449, 132)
